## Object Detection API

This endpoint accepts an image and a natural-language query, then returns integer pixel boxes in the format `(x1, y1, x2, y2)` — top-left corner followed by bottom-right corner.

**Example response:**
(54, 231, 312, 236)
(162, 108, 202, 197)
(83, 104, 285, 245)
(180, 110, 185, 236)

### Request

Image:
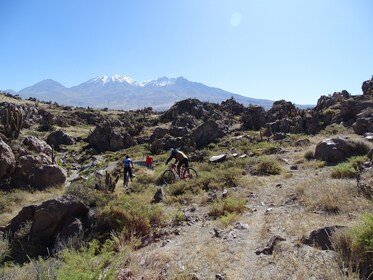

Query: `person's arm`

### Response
(166, 154, 173, 164)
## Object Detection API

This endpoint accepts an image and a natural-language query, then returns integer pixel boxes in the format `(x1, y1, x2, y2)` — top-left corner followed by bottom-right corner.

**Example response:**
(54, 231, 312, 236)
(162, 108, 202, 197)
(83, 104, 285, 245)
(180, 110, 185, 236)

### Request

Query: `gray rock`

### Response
(0, 140, 16, 178)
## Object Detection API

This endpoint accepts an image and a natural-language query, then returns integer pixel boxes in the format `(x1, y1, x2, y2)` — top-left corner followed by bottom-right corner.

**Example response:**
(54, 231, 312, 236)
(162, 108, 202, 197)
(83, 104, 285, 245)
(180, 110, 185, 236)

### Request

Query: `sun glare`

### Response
(230, 12, 242, 27)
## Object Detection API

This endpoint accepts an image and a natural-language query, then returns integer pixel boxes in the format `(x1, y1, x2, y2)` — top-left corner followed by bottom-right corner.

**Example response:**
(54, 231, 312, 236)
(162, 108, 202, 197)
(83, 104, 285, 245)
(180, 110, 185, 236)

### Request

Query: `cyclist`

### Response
(123, 155, 135, 186)
(165, 148, 189, 176)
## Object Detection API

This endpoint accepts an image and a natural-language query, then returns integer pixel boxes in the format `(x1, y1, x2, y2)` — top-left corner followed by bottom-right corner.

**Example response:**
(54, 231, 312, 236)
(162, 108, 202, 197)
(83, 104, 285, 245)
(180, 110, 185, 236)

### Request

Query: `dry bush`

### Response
(293, 174, 372, 214)
(332, 214, 373, 279)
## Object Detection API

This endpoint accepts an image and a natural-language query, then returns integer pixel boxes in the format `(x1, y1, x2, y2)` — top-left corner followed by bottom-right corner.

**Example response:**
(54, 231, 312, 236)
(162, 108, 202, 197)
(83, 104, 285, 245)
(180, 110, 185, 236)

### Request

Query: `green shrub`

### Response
(331, 156, 368, 179)
(96, 195, 165, 239)
(253, 156, 282, 175)
(65, 178, 113, 207)
(57, 240, 116, 280)
(332, 214, 373, 278)
(208, 197, 246, 218)
(219, 212, 238, 228)
(331, 162, 357, 179)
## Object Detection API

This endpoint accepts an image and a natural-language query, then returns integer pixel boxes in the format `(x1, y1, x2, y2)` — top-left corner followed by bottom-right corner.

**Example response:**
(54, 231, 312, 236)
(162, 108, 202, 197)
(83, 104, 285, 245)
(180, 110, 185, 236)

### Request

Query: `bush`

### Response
(331, 156, 368, 179)
(331, 162, 357, 179)
(208, 197, 246, 219)
(253, 157, 282, 175)
(332, 214, 373, 278)
(96, 195, 165, 239)
(304, 150, 314, 160)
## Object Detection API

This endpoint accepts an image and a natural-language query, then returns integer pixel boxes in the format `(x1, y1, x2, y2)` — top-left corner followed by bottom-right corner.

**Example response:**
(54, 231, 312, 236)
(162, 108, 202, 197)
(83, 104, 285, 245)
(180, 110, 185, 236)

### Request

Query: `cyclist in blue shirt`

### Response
(123, 155, 135, 185)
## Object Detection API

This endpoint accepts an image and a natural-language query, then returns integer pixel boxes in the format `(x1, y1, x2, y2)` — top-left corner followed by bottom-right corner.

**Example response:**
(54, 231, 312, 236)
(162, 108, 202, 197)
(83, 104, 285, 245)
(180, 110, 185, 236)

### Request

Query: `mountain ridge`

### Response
(4, 75, 301, 110)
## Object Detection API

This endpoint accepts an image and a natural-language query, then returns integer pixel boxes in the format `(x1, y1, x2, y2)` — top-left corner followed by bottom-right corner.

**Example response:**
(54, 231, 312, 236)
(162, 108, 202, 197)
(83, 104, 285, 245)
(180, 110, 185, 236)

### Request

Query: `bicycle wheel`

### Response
(183, 167, 198, 181)
(162, 170, 176, 185)
(123, 171, 131, 188)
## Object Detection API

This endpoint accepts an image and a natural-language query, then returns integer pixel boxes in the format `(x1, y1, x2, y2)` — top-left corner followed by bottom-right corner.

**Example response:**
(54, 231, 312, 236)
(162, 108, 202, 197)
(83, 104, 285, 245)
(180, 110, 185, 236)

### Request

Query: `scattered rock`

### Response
(301, 225, 346, 250)
(255, 235, 286, 255)
(152, 187, 165, 203)
(209, 154, 227, 163)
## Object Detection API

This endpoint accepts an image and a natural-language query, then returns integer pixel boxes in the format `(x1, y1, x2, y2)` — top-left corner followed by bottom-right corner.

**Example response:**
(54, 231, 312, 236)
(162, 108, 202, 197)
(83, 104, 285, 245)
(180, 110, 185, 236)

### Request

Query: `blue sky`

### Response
(0, 0, 372, 105)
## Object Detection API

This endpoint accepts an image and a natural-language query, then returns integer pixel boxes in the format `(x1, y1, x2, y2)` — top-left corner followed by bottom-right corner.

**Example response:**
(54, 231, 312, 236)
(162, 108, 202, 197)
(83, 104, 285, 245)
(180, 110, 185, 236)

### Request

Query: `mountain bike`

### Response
(162, 164, 198, 185)
(123, 169, 135, 188)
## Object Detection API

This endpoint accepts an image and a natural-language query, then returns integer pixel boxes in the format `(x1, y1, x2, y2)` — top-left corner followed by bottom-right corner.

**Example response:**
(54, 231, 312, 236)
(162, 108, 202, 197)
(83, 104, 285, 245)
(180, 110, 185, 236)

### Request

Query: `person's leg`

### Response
(123, 167, 128, 185)
(129, 168, 133, 180)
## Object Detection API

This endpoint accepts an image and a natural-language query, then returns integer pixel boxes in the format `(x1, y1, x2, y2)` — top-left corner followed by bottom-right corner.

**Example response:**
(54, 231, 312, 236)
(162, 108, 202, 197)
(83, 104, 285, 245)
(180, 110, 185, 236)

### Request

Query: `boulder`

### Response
(0, 195, 89, 255)
(46, 130, 74, 150)
(0, 140, 16, 178)
(0, 205, 36, 234)
(30, 164, 67, 189)
(241, 105, 266, 130)
(209, 154, 227, 163)
(314, 137, 368, 164)
(150, 127, 169, 140)
(362, 77, 373, 96)
(302, 226, 345, 250)
(88, 124, 136, 152)
(192, 120, 227, 149)
(23, 135, 52, 156)
(30, 195, 89, 246)
(172, 114, 198, 129)
(255, 235, 286, 255)
(13, 154, 52, 186)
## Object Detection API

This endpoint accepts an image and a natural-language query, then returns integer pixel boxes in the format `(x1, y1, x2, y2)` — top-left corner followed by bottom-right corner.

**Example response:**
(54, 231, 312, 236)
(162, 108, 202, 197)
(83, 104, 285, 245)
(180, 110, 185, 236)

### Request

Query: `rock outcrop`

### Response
(314, 137, 370, 164)
(0, 140, 16, 178)
(88, 123, 136, 152)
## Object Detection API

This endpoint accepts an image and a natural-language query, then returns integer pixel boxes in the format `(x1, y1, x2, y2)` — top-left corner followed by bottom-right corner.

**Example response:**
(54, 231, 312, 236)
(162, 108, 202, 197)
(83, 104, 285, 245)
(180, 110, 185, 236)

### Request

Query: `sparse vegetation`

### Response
(1, 93, 373, 279)
(332, 214, 373, 279)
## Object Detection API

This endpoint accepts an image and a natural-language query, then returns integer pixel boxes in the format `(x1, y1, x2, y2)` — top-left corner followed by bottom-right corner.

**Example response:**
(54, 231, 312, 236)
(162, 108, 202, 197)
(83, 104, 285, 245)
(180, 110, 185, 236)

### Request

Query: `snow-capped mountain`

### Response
(9, 75, 274, 110)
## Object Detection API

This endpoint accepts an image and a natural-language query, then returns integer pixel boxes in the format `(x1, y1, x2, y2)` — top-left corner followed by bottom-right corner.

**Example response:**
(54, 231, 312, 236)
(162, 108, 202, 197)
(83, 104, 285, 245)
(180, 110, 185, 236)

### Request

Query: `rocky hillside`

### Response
(0, 77, 373, 279)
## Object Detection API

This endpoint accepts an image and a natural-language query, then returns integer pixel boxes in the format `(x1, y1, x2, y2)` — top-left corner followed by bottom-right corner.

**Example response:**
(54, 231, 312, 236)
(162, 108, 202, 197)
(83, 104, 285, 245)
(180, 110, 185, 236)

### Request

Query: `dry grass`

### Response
(0, 186, 64, 225)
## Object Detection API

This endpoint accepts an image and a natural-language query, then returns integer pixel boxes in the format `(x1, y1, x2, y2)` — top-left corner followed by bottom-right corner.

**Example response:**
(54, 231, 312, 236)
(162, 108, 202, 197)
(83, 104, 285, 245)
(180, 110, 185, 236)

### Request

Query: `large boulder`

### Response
(46, 130, 74, 151)
(267, 100, 299, 122)
(302, 226, 345, 250)
(362, 78, 373, 96)
(352, 108, 373, 135)
(88, 124, 136, 152)
(150, 127, 169, 141)
(192, 120, 228, 149)
(0, 195, 89, 261)
(241, 105, 266, 131)
(13, 154, 52, 186)
(0, 140, 16, 178)
(314, 137, 369, 164)
(30, 164, 67, 189)
(172, 115, 198, 129)
(30, 195, 89, 245)
(23, 135, 52, 156)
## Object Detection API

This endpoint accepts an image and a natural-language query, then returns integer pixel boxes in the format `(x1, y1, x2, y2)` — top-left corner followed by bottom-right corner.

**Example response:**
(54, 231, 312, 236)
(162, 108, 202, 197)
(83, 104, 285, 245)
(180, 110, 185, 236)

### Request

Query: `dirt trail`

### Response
(133, 181, 276, 279)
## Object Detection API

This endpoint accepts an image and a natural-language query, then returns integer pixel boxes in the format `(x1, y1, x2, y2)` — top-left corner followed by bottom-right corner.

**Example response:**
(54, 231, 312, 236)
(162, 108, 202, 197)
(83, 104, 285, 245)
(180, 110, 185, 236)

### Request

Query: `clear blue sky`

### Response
(1, 0, 372, 104)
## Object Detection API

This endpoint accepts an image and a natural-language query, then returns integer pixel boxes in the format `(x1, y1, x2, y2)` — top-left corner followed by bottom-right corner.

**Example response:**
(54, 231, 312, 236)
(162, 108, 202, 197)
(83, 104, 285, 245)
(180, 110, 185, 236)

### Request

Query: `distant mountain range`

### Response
(3, 75, 307, 111)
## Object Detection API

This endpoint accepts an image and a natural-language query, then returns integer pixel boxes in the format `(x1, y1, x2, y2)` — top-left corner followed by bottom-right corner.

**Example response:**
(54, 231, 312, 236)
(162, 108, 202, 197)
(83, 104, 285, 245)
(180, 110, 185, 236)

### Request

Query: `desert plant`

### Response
(253, 156, 282, 175)
(96, 195, 165, 240)
(304, 150, 314, 160)
(331, 162, 357, 179)
(331, 156, 368, 179)
(332, 214, 373, 279)
(1, 104, 24, 139)
(208, 197, 246, 219)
